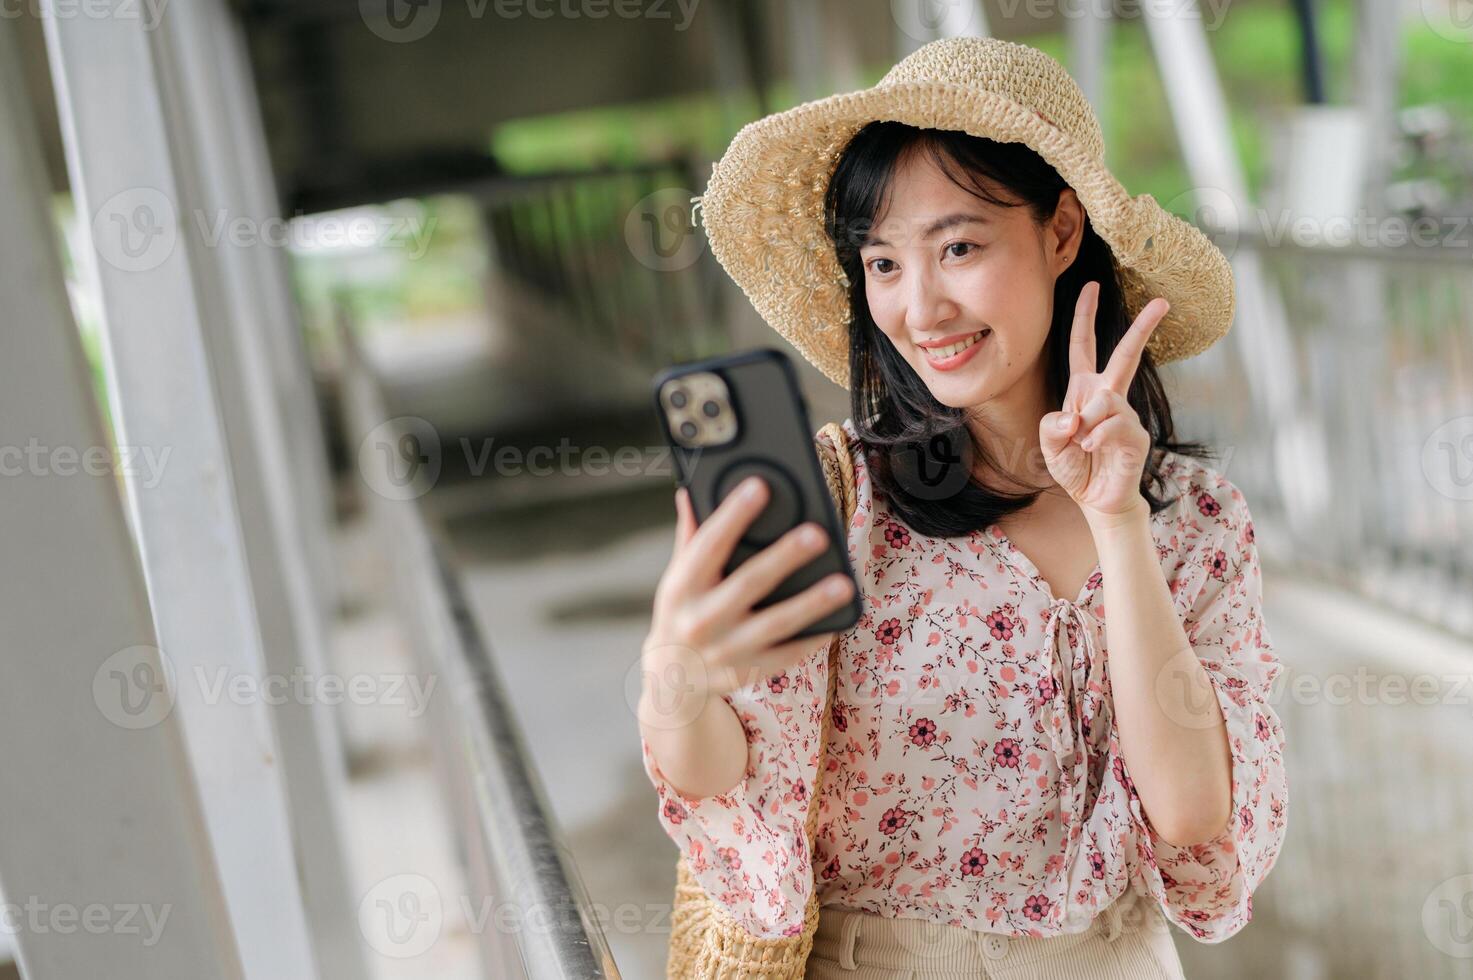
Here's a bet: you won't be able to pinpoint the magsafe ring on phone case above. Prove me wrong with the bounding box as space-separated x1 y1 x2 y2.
651 348 862 639
714 460 802 547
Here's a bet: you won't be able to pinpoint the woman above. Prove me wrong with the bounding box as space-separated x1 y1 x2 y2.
638 37 1286 979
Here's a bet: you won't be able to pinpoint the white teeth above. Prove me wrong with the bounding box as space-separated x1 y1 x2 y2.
924 330 987 359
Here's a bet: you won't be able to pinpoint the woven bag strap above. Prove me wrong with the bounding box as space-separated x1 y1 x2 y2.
802 421 857 853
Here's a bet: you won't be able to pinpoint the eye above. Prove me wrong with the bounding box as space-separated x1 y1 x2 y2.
946 241 977 258
865 257 896 276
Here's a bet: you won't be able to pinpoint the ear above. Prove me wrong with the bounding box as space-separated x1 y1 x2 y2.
1048 187 1086 278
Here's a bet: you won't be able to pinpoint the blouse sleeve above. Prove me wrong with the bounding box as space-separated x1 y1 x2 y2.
1120 476 1288 943
638 425 873 939
639 672 827 938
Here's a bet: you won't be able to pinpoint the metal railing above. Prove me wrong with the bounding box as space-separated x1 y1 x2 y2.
1157 225 1473 978
1168 225 1473 637
480 160 732 372
340 329 620 979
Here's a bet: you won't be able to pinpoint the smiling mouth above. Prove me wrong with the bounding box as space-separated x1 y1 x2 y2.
920 329 990 361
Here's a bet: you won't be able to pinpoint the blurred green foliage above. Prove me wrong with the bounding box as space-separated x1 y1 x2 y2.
492 0 1472 222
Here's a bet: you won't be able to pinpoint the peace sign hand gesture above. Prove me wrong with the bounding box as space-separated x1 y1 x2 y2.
1039 280 1170 528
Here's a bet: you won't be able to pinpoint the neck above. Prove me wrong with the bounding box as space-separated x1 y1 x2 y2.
964 366 1055 494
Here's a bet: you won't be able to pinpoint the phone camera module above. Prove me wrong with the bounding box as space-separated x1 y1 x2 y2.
659 372 736 448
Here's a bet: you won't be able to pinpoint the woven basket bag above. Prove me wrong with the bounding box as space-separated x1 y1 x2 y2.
664 420 858 980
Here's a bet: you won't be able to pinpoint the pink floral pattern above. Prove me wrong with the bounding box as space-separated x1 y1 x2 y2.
640 418 1287 943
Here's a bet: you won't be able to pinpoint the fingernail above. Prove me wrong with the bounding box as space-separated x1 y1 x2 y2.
1056 413 1073 430
825 577 851 597
742 476 765 498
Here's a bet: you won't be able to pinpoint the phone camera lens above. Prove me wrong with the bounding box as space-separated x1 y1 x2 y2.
702 400 720 418
669 389 688 408
679 421 698 439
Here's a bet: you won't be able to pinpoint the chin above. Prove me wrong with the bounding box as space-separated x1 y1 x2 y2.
920 369 995 410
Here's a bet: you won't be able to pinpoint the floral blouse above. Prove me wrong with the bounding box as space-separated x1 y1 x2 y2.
641 418 1287 943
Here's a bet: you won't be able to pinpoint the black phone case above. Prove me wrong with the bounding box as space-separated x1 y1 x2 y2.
651 348 863 641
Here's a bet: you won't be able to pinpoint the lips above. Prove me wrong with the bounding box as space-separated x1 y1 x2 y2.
920 329 990 371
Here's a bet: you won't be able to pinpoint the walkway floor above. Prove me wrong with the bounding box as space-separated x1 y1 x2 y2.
333 510 482 980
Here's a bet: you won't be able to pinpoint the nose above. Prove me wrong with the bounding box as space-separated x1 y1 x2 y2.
902 264 960 335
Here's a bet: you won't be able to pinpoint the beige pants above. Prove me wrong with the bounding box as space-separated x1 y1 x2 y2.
806 888 1186 979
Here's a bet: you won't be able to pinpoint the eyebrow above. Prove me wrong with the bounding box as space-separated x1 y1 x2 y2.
862 212 991 248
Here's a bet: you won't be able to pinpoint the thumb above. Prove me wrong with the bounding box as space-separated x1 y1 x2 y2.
1040 410 1079 458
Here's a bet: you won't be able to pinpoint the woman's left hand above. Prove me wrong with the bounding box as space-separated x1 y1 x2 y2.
1039 280 1170 527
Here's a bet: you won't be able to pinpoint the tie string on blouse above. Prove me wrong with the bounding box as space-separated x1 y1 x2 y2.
1040 595 1107 927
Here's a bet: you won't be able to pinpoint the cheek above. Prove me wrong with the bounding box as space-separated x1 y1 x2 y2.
864 285 903 331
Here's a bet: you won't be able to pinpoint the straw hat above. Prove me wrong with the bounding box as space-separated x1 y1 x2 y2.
691 36 1235 390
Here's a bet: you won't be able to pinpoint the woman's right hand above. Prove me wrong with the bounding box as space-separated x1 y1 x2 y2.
642 477 856 705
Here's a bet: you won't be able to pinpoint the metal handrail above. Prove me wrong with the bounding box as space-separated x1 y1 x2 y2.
1170 226 1473 636
340 331 619 979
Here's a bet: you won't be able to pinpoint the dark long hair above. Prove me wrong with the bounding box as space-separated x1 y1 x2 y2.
823 121 1214 538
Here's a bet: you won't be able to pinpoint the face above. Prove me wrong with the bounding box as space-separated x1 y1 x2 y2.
858 147 1084 422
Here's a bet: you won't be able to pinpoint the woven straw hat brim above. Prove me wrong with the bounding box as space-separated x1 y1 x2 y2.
697 79 1236 390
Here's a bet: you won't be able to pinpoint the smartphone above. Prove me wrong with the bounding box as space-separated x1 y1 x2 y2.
651 348 862 641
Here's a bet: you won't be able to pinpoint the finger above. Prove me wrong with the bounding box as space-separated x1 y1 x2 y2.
691 521 829 622
1068 280 1100 377
1040 409 1081 457
673 487 697 555
1077 415 1150 478
1102 297 1169 394
1072 387 1124 440
719 573 855 656
1077 412 1138 453
678 476 771 586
